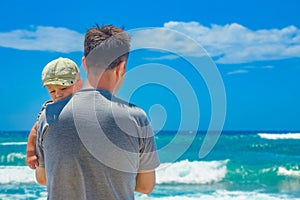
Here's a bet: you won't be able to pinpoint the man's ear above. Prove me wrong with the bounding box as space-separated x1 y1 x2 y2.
116 61 126 77
75 79 83 90
82 56 88 73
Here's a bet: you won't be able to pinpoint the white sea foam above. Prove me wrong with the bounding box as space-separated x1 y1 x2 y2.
0 166 36 184
0 152 26 164
258 133 300 140
156 159 228 184
278 167 300 177
136 190 294 200
0 160 228 185
0 142 27 146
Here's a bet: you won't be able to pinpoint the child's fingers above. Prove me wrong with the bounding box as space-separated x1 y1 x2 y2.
26 155 38 169
29 164 36 169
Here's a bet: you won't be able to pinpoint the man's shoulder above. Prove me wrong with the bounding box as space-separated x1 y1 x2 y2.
76 89 150 125
43 96 72 125
127 103 147 117
114 96 146 116
123 103 150 127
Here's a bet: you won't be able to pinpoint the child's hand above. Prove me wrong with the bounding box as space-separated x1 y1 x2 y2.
26 122 38 169
26 154 39 169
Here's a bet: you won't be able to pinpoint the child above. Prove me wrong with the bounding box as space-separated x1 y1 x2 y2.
26 57 82 169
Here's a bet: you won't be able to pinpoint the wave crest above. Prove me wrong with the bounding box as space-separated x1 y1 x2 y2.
258 133 300 140
156 160 228 184
277 167 300 177
0 152 26 165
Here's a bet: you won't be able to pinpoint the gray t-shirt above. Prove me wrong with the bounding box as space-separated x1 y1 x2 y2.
37 89 160 200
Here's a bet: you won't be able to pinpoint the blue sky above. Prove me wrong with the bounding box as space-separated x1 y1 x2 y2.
1 0 299 131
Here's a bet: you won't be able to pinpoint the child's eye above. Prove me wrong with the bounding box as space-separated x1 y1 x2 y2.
49 90 55 94
61 87 67 91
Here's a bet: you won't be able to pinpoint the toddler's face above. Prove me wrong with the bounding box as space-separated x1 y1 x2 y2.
46 84 77 102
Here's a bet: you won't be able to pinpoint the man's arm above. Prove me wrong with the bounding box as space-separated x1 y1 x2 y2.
134 170 156 194
36 167 47 185
26 122 39 169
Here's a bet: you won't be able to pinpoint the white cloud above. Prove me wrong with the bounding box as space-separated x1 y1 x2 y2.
144 54 180 61
0 26 84 52
163 21 300 64
131 21 300 64
227 69 249 75
262 65 274 69
129 27 208 58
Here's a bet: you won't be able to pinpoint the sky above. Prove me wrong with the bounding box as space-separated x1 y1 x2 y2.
0 0 299 131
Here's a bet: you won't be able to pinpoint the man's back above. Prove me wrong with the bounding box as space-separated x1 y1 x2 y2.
37 89 159 200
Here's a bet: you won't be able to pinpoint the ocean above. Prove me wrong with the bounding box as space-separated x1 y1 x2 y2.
0 130 300 200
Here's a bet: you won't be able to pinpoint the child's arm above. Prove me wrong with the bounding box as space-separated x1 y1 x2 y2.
26 122 39 169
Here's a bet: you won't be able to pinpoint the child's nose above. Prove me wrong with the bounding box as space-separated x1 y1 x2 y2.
55 91 63 97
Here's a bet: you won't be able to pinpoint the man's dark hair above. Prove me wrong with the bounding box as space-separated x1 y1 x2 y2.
84 25 130 70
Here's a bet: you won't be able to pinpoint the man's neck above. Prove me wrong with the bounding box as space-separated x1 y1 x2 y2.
84 74 115 94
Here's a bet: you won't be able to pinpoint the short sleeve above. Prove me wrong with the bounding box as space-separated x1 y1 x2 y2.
138 124 160 171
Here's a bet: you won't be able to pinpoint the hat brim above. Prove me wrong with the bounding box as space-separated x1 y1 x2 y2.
42 79 77 87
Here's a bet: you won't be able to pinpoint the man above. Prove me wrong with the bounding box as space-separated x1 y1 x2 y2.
36 25 160 200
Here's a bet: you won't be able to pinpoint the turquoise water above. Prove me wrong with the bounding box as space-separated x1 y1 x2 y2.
0 131 300 199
